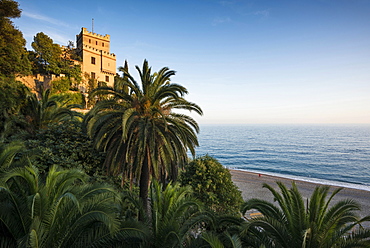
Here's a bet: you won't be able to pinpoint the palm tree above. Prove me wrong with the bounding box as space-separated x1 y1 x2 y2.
85 60 203 214
122 180 204 247
0 165 146 247
241 182 370 248
187 210 247 248
149 180 203 247
201 232 243 248
20 87 82 133
115 59 129 94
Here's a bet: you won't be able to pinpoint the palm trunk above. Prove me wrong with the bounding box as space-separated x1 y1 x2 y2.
139 157 150 220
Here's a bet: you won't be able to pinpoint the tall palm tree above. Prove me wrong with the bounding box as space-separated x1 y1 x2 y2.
241 182 370 248
85 60 202 214
0 165 146 247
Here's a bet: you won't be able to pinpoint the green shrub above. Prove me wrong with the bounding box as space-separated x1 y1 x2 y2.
50 78 85 106
50 77 70 94
179 155 243 216
59 92 85 105
24 120 121 186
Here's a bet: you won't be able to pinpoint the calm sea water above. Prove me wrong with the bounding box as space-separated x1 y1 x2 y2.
195 124 370 191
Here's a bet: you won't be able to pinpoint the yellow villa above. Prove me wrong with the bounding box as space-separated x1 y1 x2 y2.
76 27 116 89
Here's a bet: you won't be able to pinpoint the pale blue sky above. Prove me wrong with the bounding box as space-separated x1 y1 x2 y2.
13 0 370 124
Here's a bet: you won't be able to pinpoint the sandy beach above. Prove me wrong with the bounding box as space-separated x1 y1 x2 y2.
230 169 370 218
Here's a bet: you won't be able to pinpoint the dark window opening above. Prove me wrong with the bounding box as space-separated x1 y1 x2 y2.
91 72 96 79
91 57 96 64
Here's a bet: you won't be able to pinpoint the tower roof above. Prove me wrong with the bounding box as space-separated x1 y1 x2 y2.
77 27 110 41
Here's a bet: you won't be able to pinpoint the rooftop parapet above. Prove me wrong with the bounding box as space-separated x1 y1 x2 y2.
80 27 110 41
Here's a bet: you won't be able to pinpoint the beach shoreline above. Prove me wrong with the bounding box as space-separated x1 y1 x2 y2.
229 169 370 218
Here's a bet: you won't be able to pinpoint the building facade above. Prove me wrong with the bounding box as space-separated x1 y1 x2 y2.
76 27 116 89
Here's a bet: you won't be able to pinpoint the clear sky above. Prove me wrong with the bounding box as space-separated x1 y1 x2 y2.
13 0 370 124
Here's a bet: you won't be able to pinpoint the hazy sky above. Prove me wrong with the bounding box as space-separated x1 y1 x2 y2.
13 0 370 124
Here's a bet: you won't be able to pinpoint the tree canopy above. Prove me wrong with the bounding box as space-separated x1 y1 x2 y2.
0 0 21 19
31 32 62 75
0 0 31 78
30 32 81 86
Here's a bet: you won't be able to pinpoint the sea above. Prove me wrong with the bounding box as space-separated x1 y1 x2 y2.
194 124 370 191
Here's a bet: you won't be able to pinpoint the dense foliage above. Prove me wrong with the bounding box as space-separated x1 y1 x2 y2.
0 165 147 247
180 155 243 216
0 78 29 138
23 120 111 182
0 0 31 78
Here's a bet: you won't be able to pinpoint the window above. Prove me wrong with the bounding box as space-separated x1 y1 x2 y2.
102 42 104 47
89 39 91 43
105 76 109 82
91 57 96 64
91 72 95 79
96 41 98 45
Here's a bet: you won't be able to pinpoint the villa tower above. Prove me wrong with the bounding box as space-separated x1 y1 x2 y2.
76 27 116 88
